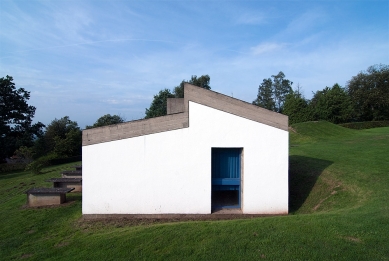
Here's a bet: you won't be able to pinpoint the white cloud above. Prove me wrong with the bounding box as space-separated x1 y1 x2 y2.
1 0 387 128
251 42 285 55
282 8 328 37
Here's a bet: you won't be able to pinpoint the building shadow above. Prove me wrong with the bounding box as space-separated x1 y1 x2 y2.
289 155 333 213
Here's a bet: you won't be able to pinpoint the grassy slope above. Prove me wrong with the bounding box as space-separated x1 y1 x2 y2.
0 122 388 260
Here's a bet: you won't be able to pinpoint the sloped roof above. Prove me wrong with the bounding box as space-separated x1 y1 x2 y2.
82 83 288 146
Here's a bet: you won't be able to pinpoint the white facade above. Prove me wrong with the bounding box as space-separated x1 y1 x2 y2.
82 101 288 215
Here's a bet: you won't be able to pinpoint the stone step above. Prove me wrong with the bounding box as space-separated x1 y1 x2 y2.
62 170 82 178
25 187 74 207
46 178 82 192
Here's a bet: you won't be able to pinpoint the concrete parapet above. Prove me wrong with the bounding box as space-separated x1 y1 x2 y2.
184 83 288 131
83 112 189 146
167 98 185 114
82 84 288 146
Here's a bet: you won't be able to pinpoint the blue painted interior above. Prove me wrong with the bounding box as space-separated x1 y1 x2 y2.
212 148 241 209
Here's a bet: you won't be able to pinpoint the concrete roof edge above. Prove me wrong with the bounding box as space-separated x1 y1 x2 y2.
183 83 288 131
82 83 289 146
82 112 189 146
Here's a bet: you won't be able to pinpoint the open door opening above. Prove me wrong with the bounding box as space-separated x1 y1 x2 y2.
211 148 242 211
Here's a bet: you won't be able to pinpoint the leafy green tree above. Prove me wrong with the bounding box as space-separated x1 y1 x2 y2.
34 116 81 158
14 146 34 164
145 75 211 118
173 75 211 98
86 114 125 129
272 71 293 113
253 71 292 113
252 78 275 110
145 89 175 119
310 84 353 124
53 128 82 157
0 75 44 160
346 64 389 121
283 89 313 124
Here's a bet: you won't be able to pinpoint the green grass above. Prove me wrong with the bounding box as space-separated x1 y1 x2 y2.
1 122 389 260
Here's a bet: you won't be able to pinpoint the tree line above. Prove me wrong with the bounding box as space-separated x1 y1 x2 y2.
254 64 388 124
146 64 388 125
0 75 125 169
1 64 387 168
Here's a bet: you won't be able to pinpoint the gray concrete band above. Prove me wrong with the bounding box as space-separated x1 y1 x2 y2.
82 84 288 146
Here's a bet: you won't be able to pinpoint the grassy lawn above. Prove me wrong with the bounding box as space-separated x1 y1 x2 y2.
1 122 388 260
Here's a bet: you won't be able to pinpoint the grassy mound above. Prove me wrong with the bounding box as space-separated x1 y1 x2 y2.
290 120 356 144
0 124 388 260
340 120 389 130
289 121 374 213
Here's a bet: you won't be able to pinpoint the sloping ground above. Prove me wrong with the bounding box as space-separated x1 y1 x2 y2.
289 120 357 144
0 123 388 260
289 121 358 214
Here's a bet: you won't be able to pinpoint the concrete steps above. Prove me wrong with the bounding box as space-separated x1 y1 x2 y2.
26 165 82 206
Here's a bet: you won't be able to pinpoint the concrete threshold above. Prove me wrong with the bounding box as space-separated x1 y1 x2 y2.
211 208 243 214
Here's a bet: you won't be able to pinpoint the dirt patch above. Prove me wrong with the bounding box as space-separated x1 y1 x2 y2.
289 127 297 133
20 254 33 259
55 241 70 248
77 213 285 229
313 183 342 211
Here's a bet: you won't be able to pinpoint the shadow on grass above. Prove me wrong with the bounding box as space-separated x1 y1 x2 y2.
0 170 29 180
0 165 74 181
289 155 333 213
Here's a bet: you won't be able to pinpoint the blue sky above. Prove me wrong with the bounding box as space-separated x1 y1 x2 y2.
1 0 388 128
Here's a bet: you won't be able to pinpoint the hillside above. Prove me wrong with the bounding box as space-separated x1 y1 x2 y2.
0 122 388 260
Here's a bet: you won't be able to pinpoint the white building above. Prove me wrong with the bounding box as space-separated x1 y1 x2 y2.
82 84 289 216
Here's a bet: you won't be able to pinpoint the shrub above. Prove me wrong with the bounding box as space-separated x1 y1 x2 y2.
25 153 58 175
339 121 389 130
0 163 26 173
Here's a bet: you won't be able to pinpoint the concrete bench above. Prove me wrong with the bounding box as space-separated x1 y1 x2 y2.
25 188 75 207
46 178 82 192
62 170 82 178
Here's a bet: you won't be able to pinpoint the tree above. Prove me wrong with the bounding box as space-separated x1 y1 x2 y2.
346 64 389 121
283 89 313 124
253 71 292 113
34 116 81 158
173 75 211 98
86 114 125 129
310 83 353 124
53 128 82 157
145 75 211 118
252 78 275 110
0 75 44 160
272 71 293 113
145 89 175 119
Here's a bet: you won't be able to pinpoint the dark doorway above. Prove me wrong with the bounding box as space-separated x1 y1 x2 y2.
211 148 242 210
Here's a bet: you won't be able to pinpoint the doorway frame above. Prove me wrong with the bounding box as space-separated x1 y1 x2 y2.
211 147 243 211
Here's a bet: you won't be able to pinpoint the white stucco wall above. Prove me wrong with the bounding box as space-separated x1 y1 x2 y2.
82 101 288 215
